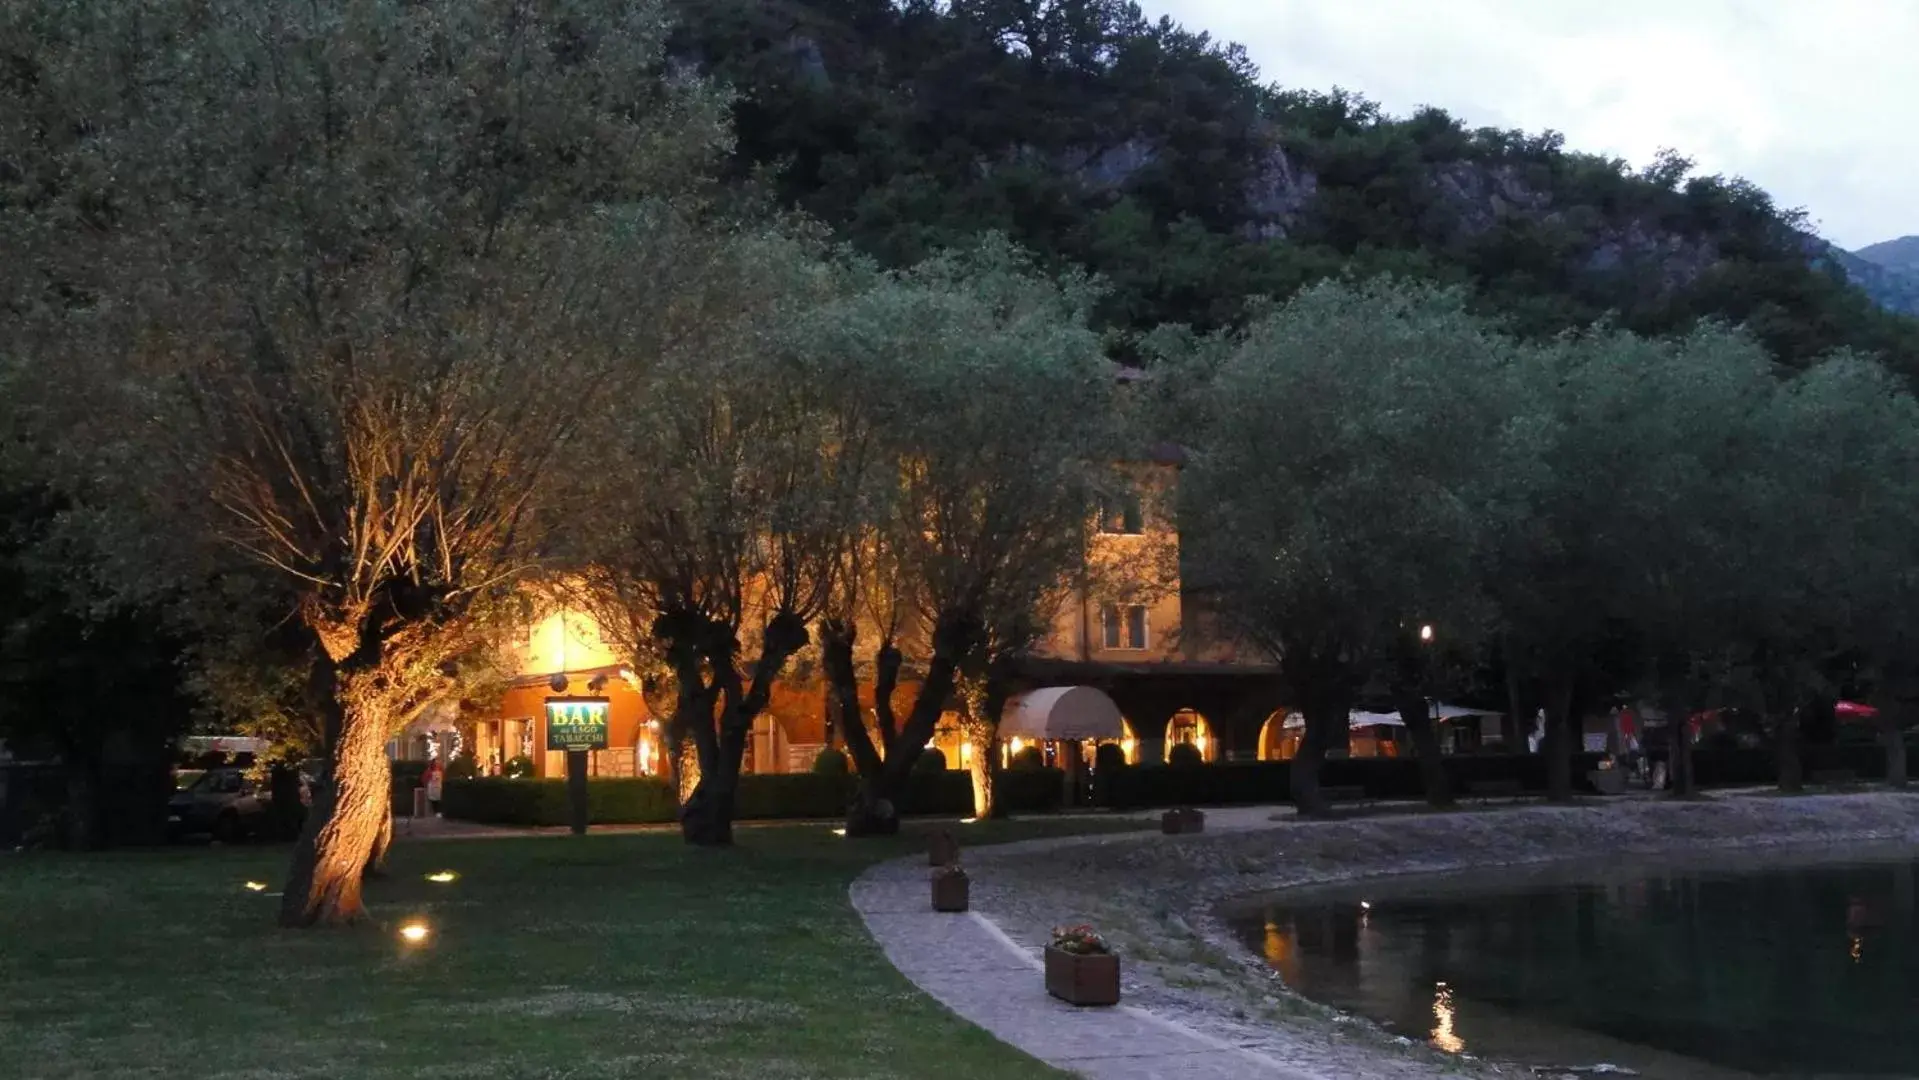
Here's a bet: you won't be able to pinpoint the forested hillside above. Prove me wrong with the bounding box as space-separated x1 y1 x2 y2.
672 0 1919 373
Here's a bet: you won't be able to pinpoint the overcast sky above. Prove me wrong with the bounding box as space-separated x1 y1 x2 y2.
1150 0 1915 250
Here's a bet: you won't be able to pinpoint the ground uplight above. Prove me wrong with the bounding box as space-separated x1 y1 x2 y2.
425 871 459 884
399 922 431 944
830 827 847 837
243 881 268 892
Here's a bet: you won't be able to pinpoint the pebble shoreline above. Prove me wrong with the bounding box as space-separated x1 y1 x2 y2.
959 793 1919 1080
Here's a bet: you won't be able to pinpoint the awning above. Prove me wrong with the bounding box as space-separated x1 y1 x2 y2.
1281 711 1406 730
180 735 270 755
1000 686 1126 741
1432 702 1501 719
400 699 462 737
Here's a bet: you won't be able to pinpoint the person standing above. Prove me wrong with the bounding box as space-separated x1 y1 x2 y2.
423 757 445 817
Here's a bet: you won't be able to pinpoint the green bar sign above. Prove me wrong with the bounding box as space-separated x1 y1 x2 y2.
545 697 610 751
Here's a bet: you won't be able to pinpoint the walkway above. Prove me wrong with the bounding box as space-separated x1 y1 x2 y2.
850 850 1318 1080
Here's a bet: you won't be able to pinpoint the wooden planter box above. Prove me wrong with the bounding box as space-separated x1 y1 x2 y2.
1045 945 1120 1006
1160 807 1205 835
928 830 960 867
1587 768 1626 796
931 871 969 913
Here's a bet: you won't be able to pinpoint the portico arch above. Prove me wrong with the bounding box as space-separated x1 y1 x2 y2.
1165 708 1215 762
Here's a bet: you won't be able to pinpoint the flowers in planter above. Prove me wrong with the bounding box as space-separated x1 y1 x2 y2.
1050 924 1110 955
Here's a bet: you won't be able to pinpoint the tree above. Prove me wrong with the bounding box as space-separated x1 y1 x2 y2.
801 239 1125 834
0 0 728 923
0 488 195 849
566 219 859 847
1765 356 1919 788
1175 279 1518 815
1596 326 1785 798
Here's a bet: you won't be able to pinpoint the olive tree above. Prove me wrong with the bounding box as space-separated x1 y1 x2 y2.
0 0 727 923
1175 280 1522 815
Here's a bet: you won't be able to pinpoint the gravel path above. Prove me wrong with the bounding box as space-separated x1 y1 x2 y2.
859 792 1919 1080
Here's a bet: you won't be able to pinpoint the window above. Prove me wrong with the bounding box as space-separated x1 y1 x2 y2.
1097 490 1144 534
1101 604 1148 650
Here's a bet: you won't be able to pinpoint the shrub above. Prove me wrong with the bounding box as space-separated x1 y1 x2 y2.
444 754 479 781
1093 743 1128 772
811 747 850 776
1010 746 1045 771
1167 742 1204 768
914 748 947 773
503 755 535 779
440 766 1072 826
734 774 850 819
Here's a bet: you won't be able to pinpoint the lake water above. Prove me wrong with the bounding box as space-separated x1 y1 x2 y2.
1230 848 1919 1079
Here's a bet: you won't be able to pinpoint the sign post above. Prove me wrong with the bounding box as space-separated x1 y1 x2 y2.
544 697 610 836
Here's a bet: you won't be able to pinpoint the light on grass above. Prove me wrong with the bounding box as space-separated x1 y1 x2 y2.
243 881 268 892
399 922 431 944
425 871 459 884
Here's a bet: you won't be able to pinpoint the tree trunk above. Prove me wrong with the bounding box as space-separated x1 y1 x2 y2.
1543 673 1575 803
1394 692 1452 809
1501 634 1526 750
1883 709 1908 789
1282 643 1349 818
279 698 393 927
967 739 999 820
1776 708 1804 794
363 798 394 879
1289 718 1326 816
673 736 701 805
1665 697 1696 798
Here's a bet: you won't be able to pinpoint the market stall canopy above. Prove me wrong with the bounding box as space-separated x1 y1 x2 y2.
1000 686 1125 741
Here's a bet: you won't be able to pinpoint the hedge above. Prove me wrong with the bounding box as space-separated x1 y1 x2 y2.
442 767 1066 827
1668 741 1919 787
1093 753 1613 810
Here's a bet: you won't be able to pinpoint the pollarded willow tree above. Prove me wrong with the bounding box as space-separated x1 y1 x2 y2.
0 0 728 923
1174 279 1525 816
565 219 866 847
797 239 1132 835
1487 324 1791 800
1764 356 1919 788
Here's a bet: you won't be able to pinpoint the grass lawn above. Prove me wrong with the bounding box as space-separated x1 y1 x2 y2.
0 816 1142 1080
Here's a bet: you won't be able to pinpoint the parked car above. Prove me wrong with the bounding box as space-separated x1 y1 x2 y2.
167 766 271 843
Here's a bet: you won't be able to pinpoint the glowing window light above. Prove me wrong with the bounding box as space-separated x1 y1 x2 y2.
399 922 431 944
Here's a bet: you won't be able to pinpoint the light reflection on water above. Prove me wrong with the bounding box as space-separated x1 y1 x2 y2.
1430 981 1464 1054
1232 851 1919 1078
